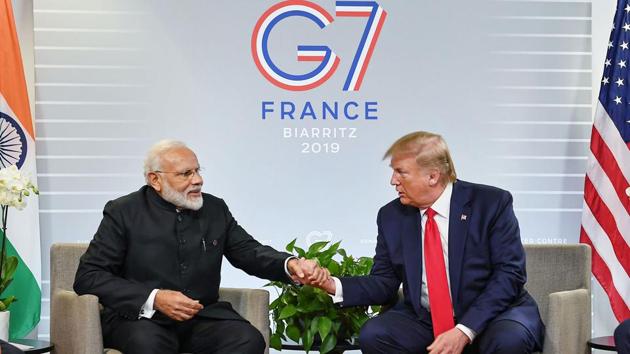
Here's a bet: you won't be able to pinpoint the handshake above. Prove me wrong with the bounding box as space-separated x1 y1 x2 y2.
155 257 337 322
287 257 336 294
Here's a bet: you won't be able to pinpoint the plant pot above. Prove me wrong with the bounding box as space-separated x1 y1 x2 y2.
0 310 9 341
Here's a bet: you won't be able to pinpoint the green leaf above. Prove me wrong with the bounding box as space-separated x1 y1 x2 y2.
269 296 282 309
286 238 297 253
318 316 332 341
307 241 329 255
302 300 326 312
326 307 340 320
327 260 340 275
286 324 301 343
319 333 337 354
278 304 297 320
0 256 18 295
270 334 282 350
303 327 315 352
3 256 18 279
299 284 315 297
351 315 367 332
310 316 320 334
283 293 298 305
294 246 306 258
275 320 286 336
370 305 381 314
319 241 340 261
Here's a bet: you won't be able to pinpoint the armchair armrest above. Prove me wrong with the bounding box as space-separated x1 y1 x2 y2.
542 289 590 354
218 288 270 353
51 290 104 354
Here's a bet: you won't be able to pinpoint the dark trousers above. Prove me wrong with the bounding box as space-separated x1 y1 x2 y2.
102 315 265 354
0 340 24 354
616 319 630 354
358 306 538 354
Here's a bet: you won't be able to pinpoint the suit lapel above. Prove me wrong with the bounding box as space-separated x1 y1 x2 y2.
401 206 423 315
448 180 471 315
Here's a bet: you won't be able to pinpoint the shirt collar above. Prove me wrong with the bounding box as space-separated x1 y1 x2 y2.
420 182 453 219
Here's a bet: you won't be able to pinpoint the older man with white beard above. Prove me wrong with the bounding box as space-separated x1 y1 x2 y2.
74 140 328 354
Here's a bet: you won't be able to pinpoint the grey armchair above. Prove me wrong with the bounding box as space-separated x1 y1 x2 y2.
50 243 271 354
524 244 591 354
386 244 591 354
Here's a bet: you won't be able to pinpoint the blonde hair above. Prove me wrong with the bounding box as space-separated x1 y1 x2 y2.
384 131 457 184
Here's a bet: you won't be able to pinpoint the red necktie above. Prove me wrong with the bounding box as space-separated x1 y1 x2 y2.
424 208 455 337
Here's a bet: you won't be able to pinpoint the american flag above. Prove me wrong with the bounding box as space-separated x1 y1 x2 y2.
580 0 630 322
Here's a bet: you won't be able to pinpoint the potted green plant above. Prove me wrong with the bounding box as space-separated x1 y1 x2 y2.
0 165 38 339
267 239 380 353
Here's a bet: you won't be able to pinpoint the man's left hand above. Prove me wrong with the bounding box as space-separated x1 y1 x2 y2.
427 327 469 354
287 257 330 286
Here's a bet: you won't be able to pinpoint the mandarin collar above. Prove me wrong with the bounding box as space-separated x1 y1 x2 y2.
144 185 201 217
145 185 179 212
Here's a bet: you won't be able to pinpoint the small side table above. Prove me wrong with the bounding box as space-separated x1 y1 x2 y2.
587 336 616 351
9 339 54 354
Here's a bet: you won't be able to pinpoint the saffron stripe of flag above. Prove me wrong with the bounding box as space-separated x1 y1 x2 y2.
0 0 42 338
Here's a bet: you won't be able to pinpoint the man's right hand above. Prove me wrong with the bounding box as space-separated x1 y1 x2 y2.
312 277 336 295
154 289 203 321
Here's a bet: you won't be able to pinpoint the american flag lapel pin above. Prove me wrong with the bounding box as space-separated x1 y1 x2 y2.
461 214 467 221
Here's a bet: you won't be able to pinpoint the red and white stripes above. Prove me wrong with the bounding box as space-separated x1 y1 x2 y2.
581 101 630 322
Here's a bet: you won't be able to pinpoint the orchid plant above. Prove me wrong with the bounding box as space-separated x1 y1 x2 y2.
0 165 38 311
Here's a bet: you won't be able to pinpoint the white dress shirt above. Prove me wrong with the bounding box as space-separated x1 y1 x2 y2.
330 183 476 342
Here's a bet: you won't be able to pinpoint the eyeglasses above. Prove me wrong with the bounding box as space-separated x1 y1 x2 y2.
154 167 203 180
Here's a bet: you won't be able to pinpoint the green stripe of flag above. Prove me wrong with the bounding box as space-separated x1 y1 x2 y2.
4 238 40 339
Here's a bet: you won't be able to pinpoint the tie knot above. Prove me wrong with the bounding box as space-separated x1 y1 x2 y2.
425 208 437 219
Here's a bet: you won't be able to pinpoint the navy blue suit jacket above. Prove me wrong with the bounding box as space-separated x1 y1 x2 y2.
340 180 544 348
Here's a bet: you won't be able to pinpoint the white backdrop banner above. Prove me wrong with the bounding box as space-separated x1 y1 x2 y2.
30 0 617 342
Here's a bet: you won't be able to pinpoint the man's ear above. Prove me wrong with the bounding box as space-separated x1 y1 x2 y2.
148 172 162 192
428 169 441 187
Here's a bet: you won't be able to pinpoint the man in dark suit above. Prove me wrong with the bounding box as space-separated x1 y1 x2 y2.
313 131 544 354
616 319 630 354
74 140 328 354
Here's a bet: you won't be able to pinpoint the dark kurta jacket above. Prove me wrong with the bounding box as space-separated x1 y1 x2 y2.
74 185 291 323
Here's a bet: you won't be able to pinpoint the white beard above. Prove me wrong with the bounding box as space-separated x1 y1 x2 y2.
161 181 203 210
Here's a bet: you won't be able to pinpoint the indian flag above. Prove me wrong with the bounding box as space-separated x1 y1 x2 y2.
0 0 42 339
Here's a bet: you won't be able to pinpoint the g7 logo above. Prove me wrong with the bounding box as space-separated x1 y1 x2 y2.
251 0 387 91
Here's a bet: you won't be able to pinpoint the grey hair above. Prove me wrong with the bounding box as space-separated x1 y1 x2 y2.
143 139 188 184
